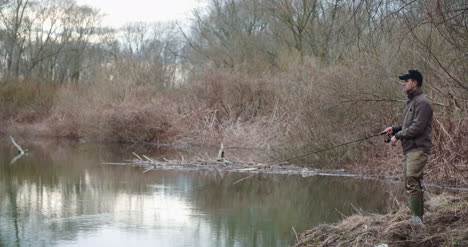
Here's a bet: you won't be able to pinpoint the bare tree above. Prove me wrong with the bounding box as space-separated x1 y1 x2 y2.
183 0 273 70
265 0 318 60
0 0 31 78
113 22 182 87
54 4 101 82
23 0 75 78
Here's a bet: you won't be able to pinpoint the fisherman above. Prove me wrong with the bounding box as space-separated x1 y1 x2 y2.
383 69 433 222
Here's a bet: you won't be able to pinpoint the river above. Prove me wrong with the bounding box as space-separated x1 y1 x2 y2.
1 136 397 247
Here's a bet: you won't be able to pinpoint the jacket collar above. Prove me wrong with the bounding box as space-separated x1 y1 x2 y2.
407 87 423 100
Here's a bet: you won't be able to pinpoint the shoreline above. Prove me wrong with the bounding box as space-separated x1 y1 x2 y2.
294 193 468 247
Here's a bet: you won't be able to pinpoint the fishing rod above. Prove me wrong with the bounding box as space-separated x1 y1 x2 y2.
270 131 388 165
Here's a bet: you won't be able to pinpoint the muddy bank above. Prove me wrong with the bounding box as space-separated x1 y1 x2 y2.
294 193 468 247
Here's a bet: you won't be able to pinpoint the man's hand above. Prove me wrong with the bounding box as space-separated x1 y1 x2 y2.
383 127 393 136
390 136 398 146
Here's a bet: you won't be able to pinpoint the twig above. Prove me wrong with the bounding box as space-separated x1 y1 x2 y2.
100 162 133 166
292 226 299 242
142 167 154 174
142 155 153 162
132 152 143 160
10 154 25 165
217 143 224 161
435 119 456 146
10 136 25 154
10 136 26 165
335 208 347 219
238 168 258 171
232 174 257 185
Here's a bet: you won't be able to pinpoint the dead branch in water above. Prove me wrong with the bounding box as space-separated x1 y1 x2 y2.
292 226 299 242
132 152 143 160
10 136 25 154
232 174 257 185
142 155 153 162
10 136 26 165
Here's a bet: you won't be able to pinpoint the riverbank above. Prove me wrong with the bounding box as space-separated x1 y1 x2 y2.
2 65 467 188
294 193 468 247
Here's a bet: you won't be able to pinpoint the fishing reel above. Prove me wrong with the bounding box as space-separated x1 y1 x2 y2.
384 135 392 143
381 131 393 143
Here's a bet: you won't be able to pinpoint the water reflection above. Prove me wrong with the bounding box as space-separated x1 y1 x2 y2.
1 137 397 247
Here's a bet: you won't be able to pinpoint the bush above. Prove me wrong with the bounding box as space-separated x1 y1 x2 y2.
0 78 56 123
46 80 172 142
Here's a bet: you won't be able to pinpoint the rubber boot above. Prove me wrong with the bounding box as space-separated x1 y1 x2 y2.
410 194 424 220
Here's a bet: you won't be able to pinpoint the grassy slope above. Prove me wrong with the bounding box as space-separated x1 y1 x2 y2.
294 193 468 247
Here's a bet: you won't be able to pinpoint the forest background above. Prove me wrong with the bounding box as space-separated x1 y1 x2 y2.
0 0 466 186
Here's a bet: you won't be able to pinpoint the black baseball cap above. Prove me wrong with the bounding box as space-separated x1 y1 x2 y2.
399 70 423 85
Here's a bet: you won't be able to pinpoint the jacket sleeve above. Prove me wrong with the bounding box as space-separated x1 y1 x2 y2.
392 125 402 134
396 100 432 139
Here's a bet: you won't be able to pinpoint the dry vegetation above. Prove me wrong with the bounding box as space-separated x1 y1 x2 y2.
0 0 467 187
294 193 468 247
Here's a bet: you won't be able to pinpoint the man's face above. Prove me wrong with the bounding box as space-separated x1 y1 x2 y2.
402 79 417 92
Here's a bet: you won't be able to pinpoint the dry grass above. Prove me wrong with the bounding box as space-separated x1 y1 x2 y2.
295 193 468 247
428 114 468 186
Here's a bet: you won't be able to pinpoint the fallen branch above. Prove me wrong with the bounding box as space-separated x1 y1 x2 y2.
10 136 26 165
292 226 299 242
142 155 153 162
132 152 143 160
142 167 154 174
10 136 25 154
232 174 257 185
100 162 133 166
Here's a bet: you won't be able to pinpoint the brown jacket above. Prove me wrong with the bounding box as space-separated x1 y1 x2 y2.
393 87 433 154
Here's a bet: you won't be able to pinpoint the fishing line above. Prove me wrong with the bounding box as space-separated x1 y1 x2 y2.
269 132 386 165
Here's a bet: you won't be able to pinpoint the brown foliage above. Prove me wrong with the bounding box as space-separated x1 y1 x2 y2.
0 79 56 123
172 67 287 148
428 112 468 186
295 193 468 247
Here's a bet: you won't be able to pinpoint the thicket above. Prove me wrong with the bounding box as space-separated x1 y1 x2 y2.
0 0 466 185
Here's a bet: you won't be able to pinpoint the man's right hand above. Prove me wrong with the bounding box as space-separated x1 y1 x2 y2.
383 127 393 136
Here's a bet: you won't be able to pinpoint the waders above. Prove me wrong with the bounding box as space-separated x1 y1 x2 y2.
410 194 424 220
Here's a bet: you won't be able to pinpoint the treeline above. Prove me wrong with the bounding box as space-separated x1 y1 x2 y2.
188 0 466 96
0 0 466 184
1 0 465 90
0 0 180 86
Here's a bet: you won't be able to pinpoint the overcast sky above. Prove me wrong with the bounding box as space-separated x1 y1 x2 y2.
77 0 207 27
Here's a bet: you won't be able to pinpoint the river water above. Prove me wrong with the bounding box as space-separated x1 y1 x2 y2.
1 136 398 247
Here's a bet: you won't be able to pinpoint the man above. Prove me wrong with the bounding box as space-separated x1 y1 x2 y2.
384 69 433 221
